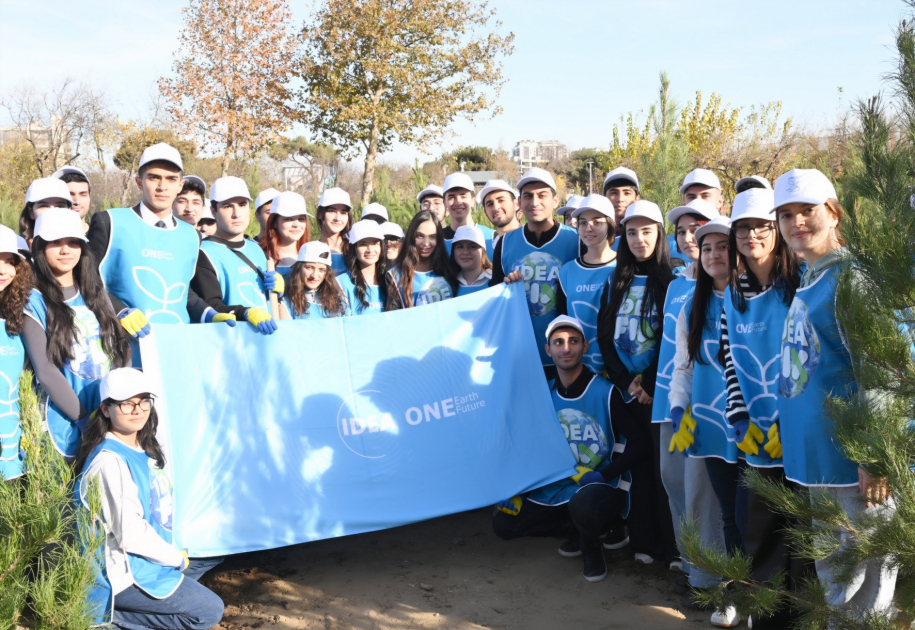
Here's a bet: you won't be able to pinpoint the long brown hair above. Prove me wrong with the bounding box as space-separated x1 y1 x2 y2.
73 402 165 473
448 242 493 277
259 213 311 263
19 204 35 243
286 261 347 317
394 211 458 308
0 255 33 336
316 205 353 256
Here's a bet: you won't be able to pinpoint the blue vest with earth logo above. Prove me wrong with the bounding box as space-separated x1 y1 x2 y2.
528 376 630 516
390 267 454 306
338 272 385 316
98 208 199 324
652 274 696 423
559 259 616 375
501 224 579 365
78 437 183 624
613 275 661 376
683 293 738 463
724 284 790 468
199 239 269 310
777 266 858 486
0 320 24 480
26 289 112 459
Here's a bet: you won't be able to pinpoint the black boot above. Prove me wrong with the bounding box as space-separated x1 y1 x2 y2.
581 535 607 583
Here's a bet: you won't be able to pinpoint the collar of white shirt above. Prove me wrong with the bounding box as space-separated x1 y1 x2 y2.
139 202 178 230
458 269 492 287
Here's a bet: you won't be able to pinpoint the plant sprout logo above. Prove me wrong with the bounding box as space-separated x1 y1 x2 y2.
415 276 454 305
614 285 659 356
67 306 112 381
0 366 20 463
730 340 780 451
687 338 733 453
778 299 821 398
237 281 268 309
511 251 561 317
132 266 188 323
148 464 174 532
570 301 604 372
557 408 609 468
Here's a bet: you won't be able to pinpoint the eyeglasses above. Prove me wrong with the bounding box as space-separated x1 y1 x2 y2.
577 218 610 230
734 224 774 239
113 398 153 414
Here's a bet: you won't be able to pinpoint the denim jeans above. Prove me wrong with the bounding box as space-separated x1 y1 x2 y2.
113 557 225 630
683 455 725 588
704 457 748 555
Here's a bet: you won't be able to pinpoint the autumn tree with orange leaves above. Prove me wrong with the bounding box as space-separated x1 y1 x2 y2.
296 0 515 204
159 0 297 176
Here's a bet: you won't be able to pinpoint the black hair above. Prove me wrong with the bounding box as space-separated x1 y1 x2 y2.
362 214 387 225
344 239 402 313
179 179 205 198
727 219 801 313
603 178 639 194
735 180 767 194
138 160 182 179
60 172 90 191
73 401 164 473
394 211 458 307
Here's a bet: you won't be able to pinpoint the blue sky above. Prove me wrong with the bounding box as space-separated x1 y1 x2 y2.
0 0 907 165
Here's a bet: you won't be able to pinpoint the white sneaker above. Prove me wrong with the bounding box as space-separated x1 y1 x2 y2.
669 560 683 572
747 616 753 629
633 553 654 565
710 605 741 628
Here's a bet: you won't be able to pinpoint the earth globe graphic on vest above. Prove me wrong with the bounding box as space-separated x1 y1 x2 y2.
68 307 112 381
511 251 561 317
149 465 175 532
415 277 453 305
614 285 658 356
558 408 609 469
778 298 821 398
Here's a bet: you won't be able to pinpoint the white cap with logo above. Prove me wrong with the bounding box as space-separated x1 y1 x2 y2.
602 167 640 193
297 241 334 265
443 172 476 196
347 219 385 244
417 184 445 203
544 315 585 341
571 194 615 219
476 180 517 205
25 178 73 205
318 187 352 210
210 176 252 203
517 167 557 193
679 168 721 194
381 222 405 239
694 215 732 243
138 143 183 171
101 368 156 401
255 188 280 210
666 199 720 226
773 169 837 209
34 208 89 243
362 203 389 221
731 188 776 223
452 225 486 249
0 225 25 259
620 200 663 225
51 166 88 180
270 191 311 217
735 175 771 194
557 195 584 217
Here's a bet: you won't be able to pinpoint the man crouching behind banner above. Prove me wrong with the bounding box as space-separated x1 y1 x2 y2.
492 315 649 583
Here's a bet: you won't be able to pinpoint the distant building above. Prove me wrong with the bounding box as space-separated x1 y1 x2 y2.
511 140 569 169
0 122 55 150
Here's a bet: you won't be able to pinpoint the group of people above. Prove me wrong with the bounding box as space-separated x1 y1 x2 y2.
0 140 895 629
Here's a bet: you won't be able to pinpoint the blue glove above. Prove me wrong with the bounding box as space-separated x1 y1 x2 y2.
578 471 604 486
204 309 237 327
670 406 685 432
245 308 278 335
118 308 151 338
496 496 522 515
263 270 284 295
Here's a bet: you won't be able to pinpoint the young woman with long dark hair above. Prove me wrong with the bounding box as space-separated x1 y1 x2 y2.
279 241 349 319
315 187 353 273
337 220 401 316
23 209 130 460
390 210 458 307
259 191 311 278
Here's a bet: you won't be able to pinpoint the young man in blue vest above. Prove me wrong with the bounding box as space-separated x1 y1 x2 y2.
191 177 283 334
489 168 579 374
492 315 646 583
442 172 495 258
87 143 235 341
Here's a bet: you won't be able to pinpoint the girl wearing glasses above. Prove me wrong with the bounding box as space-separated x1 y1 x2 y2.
389 210 458 308
73 368 224 629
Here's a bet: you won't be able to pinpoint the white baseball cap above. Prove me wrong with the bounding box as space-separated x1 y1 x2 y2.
516 167 557 193
381 222 405 239
297 241 333 265
417 184 444 203
571 194 615 219
51 166 88 180
138 143 183 171
198 204 215 221
318 187 352 210
557 195 584 217
773 169 838 209
15 235 29 253
731 188 776 223
694 215 732 243
25 178 73 205
602 167 640 193
210 176 252 203
254 188 280 210
545 315 585 341
347 219 385 244
100 368 156 401
476 180 517 205
666 199 720 226
679 168 721 194
443 173 476 195
182 175 207 195
452 225 486 249
0 226 26 260
735 175 771 193
34 208 89 243
362 202 388 221
270 191 311 218
620 200 663 225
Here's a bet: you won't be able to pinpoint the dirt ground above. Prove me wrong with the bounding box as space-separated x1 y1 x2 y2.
202 508 712 630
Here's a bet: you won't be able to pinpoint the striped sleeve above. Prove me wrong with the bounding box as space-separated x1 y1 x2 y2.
721 307 750 425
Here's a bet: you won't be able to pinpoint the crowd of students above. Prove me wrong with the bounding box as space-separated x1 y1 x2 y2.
0 140 895 629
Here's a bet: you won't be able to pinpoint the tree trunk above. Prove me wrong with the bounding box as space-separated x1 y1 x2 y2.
361 120 380 205
220 151 231 178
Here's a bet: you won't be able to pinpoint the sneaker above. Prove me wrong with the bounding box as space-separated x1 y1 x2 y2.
669 559 683 572
710 605 741 628
672 575 690 595
633 553 654 565
747 615 753 629
558 533 582 558
602 525 630 550
680 591 714 611
582 539 607 583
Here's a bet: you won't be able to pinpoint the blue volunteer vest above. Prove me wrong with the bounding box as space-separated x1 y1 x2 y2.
338 272 385 316
199 239 269 310
501 225 580 365
652 274 696 423
456 281 489 297
98 208 199 324
683 294 738 463
330 252 347 274
26 290 112 459
777 266 858 486
528 376 631 517
724 284 790 468
613 275 661 376
390 267 454 306
0 322 24 480
445 224 495 260
559 259 616 375
78 437 183 624
284 292 346 319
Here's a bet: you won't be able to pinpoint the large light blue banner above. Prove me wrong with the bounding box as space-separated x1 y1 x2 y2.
143 284 575 557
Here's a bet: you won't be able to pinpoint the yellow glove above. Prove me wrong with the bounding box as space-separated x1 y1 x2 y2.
118 308 151 338
736 422 765 456
496 496 522 515
570 465 595 485
245 308 277 334
176 549 190 572
264 270 285 295
764 423 783 459
669 407 697 453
